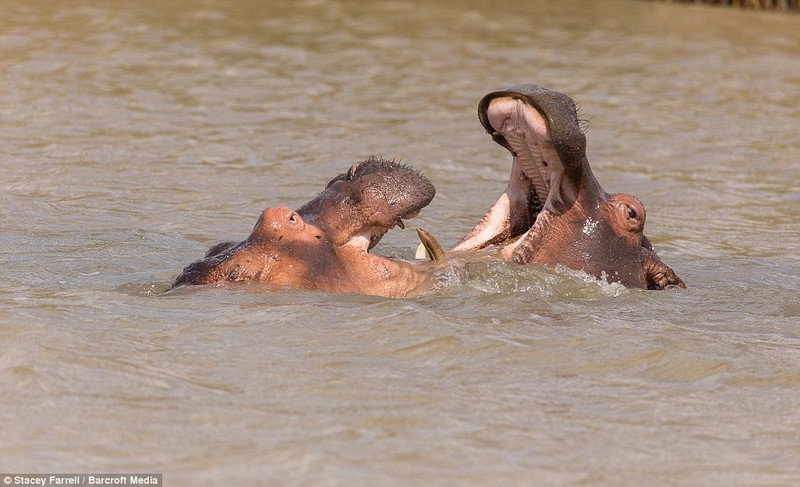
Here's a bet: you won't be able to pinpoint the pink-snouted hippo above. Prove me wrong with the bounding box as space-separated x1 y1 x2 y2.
451 84 685 289
172 157 439 297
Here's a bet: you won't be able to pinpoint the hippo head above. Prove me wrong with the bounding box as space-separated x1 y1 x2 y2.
452 84 684 289
297 156 435 250
173 157 437 296
172 206 331 287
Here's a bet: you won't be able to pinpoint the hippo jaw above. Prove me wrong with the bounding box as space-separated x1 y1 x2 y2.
453 86 592 253
480 84 591 213
297 156 435 251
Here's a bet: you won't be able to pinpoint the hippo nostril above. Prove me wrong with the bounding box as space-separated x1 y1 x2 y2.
289 214 297 223
227 265 242 280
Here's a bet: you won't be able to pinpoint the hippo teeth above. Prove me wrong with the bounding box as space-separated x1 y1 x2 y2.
415 228 445 262
397 219 405 229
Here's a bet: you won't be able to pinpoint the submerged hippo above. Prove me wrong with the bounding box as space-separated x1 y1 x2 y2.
173 157 438 297
446 84 685 289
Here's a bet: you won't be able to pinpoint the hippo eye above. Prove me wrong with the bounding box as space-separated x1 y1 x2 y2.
626 206 637 220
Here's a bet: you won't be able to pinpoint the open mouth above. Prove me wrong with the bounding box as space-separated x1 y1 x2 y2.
484 96 554 209
364 208 421 251
322 157 434 253
482 95 572 230
450 87 587 254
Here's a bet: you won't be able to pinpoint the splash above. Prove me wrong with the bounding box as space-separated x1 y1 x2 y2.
582 217 599 236
555 266 630 298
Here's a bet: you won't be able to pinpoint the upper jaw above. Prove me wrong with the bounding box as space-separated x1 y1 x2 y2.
351 211 420 252
308 158 434 252
479 95 560 219
478 84 586 170
478 84 590 216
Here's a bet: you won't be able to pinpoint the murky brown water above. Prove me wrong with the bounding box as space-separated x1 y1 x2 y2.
2 0 799 485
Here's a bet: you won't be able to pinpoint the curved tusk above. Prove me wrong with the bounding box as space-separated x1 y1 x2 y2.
415 228 446 262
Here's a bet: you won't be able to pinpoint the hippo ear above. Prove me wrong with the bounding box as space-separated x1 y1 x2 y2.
325 172 347 189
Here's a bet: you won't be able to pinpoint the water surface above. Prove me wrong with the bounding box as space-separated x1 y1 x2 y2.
1 0 799 485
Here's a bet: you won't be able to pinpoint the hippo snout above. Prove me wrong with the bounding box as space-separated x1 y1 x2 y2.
349 157 435 221
296 157 435 248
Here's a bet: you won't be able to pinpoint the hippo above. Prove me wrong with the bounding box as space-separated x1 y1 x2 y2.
172 157 439 298
441 84 685 289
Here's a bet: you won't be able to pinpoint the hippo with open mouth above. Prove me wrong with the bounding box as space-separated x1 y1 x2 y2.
441 83 685 289
172 157 438 297
174 85 684 296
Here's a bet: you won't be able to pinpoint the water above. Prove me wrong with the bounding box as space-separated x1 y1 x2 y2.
2 0 799 485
